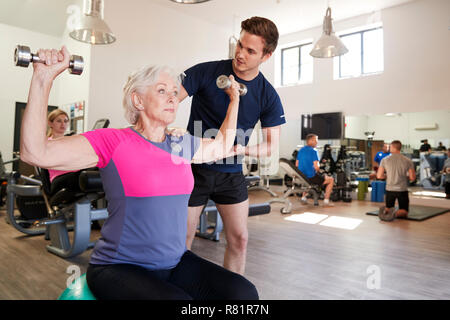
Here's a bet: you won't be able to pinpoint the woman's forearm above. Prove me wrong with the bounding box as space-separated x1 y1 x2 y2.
215 98 239 155
20 74 53 166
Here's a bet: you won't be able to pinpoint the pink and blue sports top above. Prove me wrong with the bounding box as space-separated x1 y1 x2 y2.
81 127 200 270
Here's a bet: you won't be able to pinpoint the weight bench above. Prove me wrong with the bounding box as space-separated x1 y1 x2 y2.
278 158 322 210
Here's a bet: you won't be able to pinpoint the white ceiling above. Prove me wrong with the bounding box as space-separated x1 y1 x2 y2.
0 0 416 37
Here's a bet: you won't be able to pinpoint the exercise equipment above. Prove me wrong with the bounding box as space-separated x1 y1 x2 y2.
319 144 336 175
356 176 369 200
2 152 49 235
14 45 84 75
419 152 446 190
378 206 396 222
36 167 108 258
367 205 449 221
371 180 386 202
278 158 322 211
216 75 247 96
58 274 96 300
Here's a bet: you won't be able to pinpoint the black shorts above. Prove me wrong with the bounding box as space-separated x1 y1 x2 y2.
188 165 248 207
385 191 409 211
308 174 325 186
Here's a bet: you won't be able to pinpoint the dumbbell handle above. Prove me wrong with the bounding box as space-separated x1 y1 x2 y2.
216 75 247 96
14 45 84 75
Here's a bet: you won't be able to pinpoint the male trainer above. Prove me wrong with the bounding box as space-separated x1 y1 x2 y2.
177 17 286 275
377 140 416 221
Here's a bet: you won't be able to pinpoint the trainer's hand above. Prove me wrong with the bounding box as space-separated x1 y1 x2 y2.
34 46 71 82
166 127 187 138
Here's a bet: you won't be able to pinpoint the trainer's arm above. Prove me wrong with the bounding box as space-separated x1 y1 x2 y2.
20 47 98 171
242 126 281 158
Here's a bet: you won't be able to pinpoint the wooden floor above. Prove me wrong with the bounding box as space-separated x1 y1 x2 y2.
1 186 449 300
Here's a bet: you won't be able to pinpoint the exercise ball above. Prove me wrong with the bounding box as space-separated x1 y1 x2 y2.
58 273 96 300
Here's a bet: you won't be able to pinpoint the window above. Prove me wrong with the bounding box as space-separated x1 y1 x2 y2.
280 42 313 86
334 26 384 79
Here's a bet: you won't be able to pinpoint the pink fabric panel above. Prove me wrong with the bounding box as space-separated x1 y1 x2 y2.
113 140 193 197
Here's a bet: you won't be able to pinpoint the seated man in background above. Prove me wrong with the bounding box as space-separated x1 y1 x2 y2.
419 139 432 153
296 134 334 206
374 143 390 171
377 140 416 220
436 142 446 151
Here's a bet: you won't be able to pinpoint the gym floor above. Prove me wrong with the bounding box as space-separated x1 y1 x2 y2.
0 186 449 300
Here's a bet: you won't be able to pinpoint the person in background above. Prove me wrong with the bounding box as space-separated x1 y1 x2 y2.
419 139 432 152
46 109 80 192
296 134 334 206
436 142 446 151
374 143 391 171
377 140 416 221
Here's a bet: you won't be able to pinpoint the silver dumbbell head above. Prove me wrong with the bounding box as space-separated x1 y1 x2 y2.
69 55 84 75
14 45 32 67
239 83 248 96
216 75 230 90
216 74 247 96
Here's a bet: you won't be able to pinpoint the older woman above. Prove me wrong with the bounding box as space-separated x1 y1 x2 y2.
20 46 258 300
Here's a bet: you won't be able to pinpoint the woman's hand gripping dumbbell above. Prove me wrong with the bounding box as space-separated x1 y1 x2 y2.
216 74 247 96
14 45 84 76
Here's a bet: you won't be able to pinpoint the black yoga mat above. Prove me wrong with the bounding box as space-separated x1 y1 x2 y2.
366 205 449 221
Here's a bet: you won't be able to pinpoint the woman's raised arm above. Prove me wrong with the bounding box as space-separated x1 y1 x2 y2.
20 46 98 171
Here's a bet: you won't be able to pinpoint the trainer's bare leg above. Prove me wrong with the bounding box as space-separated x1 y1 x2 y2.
186 205 205 250
215 199 249 275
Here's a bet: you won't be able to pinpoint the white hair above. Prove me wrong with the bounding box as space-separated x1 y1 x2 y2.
122 65 183 125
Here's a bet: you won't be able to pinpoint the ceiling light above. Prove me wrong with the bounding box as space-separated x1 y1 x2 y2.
170 0 212 3
69 0 116 45
310 7 348 58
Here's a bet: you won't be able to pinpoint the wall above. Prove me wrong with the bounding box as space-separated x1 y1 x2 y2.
260 0 450 158
86 0 230 130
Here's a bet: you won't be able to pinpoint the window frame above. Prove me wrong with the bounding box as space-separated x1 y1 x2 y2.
280 41 313 86
337 26 383 79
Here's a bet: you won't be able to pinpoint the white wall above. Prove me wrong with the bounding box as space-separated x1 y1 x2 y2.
260 0 450 158
86 0 230 130
366 110 450 149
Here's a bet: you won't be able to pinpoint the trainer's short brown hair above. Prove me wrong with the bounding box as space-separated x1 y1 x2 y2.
391 140 402 151
241 16 279 55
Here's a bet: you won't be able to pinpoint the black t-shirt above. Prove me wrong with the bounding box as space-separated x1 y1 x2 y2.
183 59 286 173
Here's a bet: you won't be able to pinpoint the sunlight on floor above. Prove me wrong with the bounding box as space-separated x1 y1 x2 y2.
318 216 363 230
284 212 328 224
412 190 446 198
284 212 363 230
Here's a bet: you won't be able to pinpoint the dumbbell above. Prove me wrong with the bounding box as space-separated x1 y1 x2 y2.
14 45 84 75
216 75 247 96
